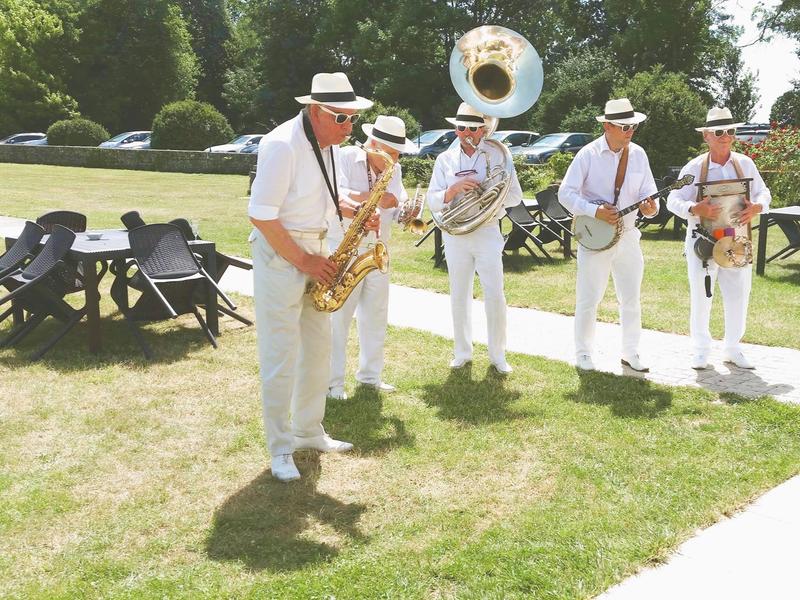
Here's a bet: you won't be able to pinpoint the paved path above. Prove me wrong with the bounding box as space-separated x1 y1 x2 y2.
219 267 800 600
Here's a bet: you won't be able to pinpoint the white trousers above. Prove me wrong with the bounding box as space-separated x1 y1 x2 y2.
575 228 643 359
251 230 330 457
329 263 390 389
443 224 507 364
685 240 752 354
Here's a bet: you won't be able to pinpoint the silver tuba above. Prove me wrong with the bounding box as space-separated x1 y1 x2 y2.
432 26 543 236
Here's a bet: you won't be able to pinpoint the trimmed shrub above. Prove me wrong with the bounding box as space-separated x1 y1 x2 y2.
736 125 800 208
546 152 575 181
151 100 234 150
47 118 110 146
400 156 434 187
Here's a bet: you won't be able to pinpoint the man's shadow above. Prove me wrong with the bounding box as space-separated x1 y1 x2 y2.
567 369 674 418
324 384 415 455
419 363 526 424
694 364 795 400
205 453 367 572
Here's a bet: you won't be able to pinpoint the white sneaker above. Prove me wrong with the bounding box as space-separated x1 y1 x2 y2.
449 358 472 369
576 354 595 371
294 434 353 453
724 350 755 370
691 353 709 370
621 354 649 373
271 454 300 482
491 361 513 374
327 386 348 400
358 381 396 393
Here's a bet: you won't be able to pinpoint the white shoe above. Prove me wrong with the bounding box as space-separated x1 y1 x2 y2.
691 353 709 370
491 361 513 374
449 358 472 369
294 434 353 453
724 350 755 370
327 386 348 400
358 381 396 393
576 354 595 371
621 354 649 373
271 454 300 482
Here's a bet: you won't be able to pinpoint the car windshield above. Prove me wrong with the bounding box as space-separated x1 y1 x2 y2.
229 135 253 145
531 134 569 148
416 130 447 145
107 132 133 143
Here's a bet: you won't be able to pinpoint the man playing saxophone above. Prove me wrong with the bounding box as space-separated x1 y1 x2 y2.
328 115 418 400
427 102 522 374
248 72 376 482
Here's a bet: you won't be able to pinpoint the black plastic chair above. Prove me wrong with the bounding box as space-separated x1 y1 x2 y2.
503 203 551 263
111 223 237 358
0 225 85 360
36 210 87 234
121 211 146 230
535 186 576 259
767 218 800 263
0 221 46 325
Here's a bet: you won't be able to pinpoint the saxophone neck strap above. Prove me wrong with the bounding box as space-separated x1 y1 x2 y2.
613 145 629 206
302 109 342 224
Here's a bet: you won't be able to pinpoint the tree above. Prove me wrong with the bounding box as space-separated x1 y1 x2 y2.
713 45 758 123
771 82 800 124
613 66 707 175
0 0 79 135
68 0 199 134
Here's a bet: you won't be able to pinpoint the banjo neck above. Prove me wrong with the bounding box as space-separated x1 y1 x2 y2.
612 174 696 218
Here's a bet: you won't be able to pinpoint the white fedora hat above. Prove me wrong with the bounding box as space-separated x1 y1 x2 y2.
362 115 417 153
596 98 647 125
295 72 373 110
695 107 745 132
445 102 487 127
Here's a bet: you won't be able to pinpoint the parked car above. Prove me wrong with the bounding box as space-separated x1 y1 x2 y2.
0 132 46 144
414 129 458 159
99 131 151 149
20 136 48 146
240 143 259 154
518 132 594 164
735 123 771 145
490 130 539 151
205 134 263 153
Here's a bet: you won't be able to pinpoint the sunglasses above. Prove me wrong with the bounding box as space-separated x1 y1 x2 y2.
712 128 736 137
455 169 478 177
612 122 638 132
319 105 360 124
457 125 483 132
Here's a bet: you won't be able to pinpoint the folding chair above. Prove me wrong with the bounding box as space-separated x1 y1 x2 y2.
535 186 576 259
111 223 237 358
503 203 551 263
0 225 85 360
36 210 87 233
767 219 800 263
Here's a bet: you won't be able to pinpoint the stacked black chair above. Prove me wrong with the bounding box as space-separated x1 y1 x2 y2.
111 223 237 358
767 218 800 263
0 221 46 325
535 186 576 259
503 202 551 263
0 225 85 360
36 210 87 234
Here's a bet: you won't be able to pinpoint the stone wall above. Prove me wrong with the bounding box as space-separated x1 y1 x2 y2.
0 144 256 175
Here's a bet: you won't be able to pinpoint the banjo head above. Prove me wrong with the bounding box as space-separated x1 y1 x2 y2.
574 215 617 250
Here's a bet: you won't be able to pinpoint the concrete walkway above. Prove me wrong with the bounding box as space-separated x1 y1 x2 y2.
219 267 800 600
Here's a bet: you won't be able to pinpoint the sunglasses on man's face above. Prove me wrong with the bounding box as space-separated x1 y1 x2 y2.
712 128 736 138
457 125 483 133
319 105 360 124
612 122 638 132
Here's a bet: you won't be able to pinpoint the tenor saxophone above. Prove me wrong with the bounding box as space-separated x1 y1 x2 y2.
308 145 394 312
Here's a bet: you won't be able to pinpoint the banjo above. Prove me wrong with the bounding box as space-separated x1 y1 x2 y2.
573 174 695 251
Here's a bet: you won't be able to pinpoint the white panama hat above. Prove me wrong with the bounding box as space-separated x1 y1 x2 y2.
695 107 745 132
295 72 373 110
445 102 487 127
595 98 647 125
362 115 417 154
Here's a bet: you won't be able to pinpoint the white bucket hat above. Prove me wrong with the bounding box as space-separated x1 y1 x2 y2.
695 107 745 132
595 98 647 125
295 72 373 110
445 102 487 127
362 115 417 153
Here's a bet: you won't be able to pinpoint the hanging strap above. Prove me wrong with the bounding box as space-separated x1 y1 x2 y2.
696 153 710 201
613 145 629 206
301 109 342 224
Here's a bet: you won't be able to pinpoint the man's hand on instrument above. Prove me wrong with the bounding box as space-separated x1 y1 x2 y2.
445 179 480 203
737 200 762 225
379 192 398 209
640 196 658 217
692 196 721 219
364 212 381 233
339 196 361 219
596 203 619 225
300 253 338 285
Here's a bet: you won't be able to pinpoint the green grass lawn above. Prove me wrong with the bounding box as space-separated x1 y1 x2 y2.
2 162 799 349
1 292 800 599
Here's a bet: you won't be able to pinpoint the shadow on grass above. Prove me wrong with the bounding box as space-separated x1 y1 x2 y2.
568 369 673 418
419 363 524 424
502 251 571 274
0 311 251 370
205 453 367 572
325 384 415 455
